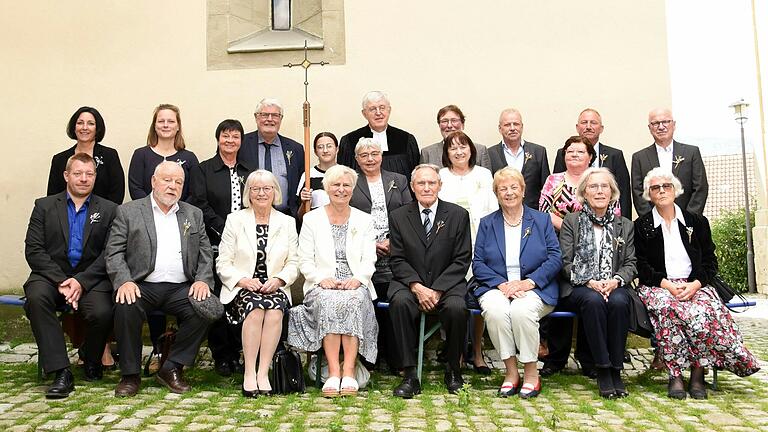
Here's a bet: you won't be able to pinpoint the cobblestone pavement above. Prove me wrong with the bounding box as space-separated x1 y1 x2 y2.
0 309 766 431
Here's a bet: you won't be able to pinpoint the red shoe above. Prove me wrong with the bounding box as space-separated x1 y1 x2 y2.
498 380 520 397
519 378 541 399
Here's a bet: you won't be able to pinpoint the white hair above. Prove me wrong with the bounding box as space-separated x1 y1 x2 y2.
642 167 684 201
354 137 381 155
255 98 283 115
361 91 389 109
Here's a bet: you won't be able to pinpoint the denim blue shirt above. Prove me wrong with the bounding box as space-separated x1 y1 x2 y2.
67 193 91 268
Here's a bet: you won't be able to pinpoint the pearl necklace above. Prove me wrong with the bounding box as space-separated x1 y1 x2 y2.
503 213 523 227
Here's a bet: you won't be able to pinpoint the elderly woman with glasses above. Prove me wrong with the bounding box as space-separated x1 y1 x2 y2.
288 165 378 397
558 167 636 398
349 137 411 372
634 168 759 400
216 170 299 397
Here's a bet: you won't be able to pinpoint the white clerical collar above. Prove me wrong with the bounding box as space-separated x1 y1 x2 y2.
150 194 180 215
652 203 686 228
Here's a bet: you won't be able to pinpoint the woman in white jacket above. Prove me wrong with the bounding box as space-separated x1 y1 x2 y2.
217 170 299 397
288 165 378 397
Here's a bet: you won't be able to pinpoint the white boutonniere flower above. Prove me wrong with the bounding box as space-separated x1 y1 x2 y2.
599 154 607 166
351 226 357 237
239 175 245 185
673 155 685 169
89 213 101 224
387 180 397 192
524 152 533 164
286 151 293 166
614 236 625 249
435 220 446 235
176 159 186 166
523 227 531 238
685 226 693 242
183 219 192 236
94 156 104 168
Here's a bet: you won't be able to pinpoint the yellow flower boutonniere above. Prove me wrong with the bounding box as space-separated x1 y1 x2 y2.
673 155 685 169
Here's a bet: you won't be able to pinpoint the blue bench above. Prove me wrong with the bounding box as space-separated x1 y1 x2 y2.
374 300 756 386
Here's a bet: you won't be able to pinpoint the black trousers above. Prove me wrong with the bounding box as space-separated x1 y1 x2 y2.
389 289 467 372
543 316 594 369
207 271 241 363
373 281 397 371
114 281 209 376
24 280 113 374
549 286 631 370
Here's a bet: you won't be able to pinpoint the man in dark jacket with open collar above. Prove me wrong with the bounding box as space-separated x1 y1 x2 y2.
107 161 214 397
24 153 117 399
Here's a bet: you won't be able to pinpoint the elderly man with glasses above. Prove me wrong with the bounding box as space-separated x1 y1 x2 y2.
338 91 420 181
630 108 709 216
240 98 305 217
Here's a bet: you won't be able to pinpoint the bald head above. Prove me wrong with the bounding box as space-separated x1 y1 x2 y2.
151 161 185 212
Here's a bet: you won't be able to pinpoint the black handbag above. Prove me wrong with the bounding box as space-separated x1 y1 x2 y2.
709 274 736 303
626 286 654 338
271 348 305 394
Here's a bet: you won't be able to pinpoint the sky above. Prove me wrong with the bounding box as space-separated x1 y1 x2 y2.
666 0 766 156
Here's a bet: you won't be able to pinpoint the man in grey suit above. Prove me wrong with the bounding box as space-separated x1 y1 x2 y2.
631 108 708 215
420 104 491 169
552 109 632 218
107 161 214 397
488 108 550 209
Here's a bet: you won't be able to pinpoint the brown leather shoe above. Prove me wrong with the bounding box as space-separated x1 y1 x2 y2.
156 367 191 394
115 374 141 397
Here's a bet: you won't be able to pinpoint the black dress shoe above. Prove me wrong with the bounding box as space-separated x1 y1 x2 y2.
611 369 628 398
230 360 244 374
46 368 74 399
241 385 258 398
444 370 465 394
472 363 492 375
688 381 708 400
540 364 563 377
596 368 616 399
83 361 103 381
393 377 421 398
214 359 233 377
667 377 687 400
582 367 598 379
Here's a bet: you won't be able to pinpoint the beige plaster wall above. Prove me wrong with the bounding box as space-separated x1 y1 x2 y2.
0 1 671 290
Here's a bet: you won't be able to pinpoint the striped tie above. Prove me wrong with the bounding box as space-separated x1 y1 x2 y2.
422 208 432 240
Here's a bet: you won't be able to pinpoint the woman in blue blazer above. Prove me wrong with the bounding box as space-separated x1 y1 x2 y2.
472 167 561 398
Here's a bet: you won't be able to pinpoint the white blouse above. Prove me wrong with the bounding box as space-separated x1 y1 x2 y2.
653 204 693 279
504 222 523 281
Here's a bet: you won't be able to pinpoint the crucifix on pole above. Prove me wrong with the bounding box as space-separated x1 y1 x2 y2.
283 41 329 212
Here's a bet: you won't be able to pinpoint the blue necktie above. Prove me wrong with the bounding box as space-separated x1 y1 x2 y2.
422 208 432 240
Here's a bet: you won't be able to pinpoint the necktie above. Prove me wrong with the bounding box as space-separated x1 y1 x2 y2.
422 208 432 240
262 143 272 172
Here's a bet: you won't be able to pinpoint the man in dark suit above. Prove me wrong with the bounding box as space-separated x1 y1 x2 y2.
553 109 632 217
240 98 304 217
337 91 420 181
388 164 472 397
489 109 550 209
107 161 214 397
24 153 116 398
419 104 491 169
631 108 708 216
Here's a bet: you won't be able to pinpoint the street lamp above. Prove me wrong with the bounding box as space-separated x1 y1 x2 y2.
729 99 756 293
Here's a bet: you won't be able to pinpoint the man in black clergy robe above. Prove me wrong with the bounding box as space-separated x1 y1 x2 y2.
24 152 116 398
387 164 472 398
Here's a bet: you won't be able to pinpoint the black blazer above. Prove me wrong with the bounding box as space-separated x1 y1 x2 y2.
338 124 420 181
631 141 708 216
388 200 472 299
553 142 631 218
239 132 304 217
488 141 550 209
47 144 125 204
24 192 117 292
634 209 717 288
349 169 412 214
188 153 254 245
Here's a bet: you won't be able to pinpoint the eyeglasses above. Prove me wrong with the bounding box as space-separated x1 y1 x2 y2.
649 183 674 193
439 118 462 126
365 105 389 114
587 183 611 191
649 119 673 129
249 186 274 193
357 151 382 160
257 112 282 119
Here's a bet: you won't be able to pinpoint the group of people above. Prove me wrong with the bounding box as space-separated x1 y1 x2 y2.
24 91 759 403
